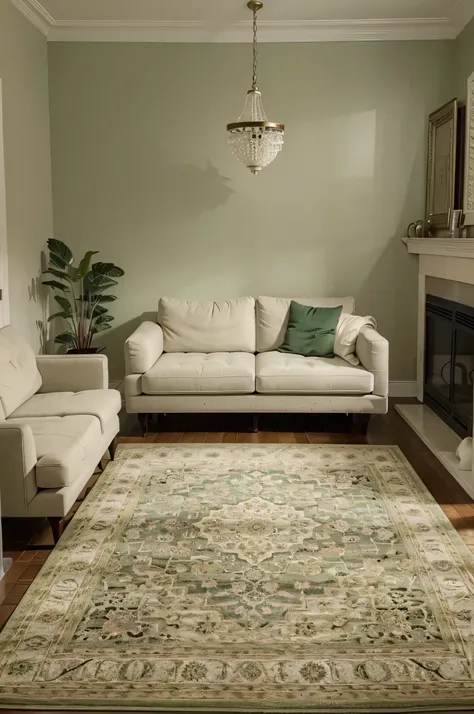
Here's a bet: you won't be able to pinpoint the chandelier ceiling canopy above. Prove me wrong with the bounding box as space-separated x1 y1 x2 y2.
227 1 285 175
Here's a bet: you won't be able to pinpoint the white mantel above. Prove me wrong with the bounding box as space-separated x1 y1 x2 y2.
402 237 474 258
397 236 474 498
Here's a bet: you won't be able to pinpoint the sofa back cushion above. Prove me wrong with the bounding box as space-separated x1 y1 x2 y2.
256 296 355 353
159 297 256 353
0 325 42 418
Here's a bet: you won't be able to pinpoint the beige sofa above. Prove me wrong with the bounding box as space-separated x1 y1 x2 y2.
0 325 121 541
125 297 388 429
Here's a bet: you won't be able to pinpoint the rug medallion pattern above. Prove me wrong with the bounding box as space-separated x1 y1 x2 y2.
1 445 474 710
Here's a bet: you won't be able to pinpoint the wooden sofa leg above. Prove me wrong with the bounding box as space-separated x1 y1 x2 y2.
137 413 149 436
354 414 371 435
48 517 64 545
252 414 259 433
109 435 119 461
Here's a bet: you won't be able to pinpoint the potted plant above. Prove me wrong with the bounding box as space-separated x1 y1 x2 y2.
43 239 124 354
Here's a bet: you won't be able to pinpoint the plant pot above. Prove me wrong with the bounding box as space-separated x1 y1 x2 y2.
67 348 99 355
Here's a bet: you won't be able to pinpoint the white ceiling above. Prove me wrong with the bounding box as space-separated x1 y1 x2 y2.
9 0 474 42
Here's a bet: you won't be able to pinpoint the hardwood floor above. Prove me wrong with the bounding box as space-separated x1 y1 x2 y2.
1 400 473 713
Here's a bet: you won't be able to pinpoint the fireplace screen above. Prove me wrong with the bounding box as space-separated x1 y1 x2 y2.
425 295 474 439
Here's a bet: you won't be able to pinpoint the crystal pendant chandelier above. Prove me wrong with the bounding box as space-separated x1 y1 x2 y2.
227 1 284 175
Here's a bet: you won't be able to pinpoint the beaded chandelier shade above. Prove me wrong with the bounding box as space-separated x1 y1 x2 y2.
227 1 285 175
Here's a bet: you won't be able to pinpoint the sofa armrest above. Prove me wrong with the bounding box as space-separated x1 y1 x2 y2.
36 354 109 392
356 325 389 397
0 422 37 516
125 322 163 374
124 374 142 397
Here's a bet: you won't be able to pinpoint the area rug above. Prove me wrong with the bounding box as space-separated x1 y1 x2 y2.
2 445 474 712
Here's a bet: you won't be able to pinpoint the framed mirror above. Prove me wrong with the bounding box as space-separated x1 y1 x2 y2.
464 72 474 227
425 98 458 230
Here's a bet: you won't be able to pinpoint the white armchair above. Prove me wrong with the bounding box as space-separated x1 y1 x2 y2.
0 326 121 542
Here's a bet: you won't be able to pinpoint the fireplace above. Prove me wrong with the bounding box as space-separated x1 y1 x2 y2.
424 295 474 439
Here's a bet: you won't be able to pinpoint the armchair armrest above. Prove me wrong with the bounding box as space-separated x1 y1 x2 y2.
125 322 163 374
0 422 37 516
356 325 389 397
36 354 109 392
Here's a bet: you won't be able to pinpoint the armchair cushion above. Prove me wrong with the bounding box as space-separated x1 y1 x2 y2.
0 325 41 417
10 389 121 434
37 354 108 392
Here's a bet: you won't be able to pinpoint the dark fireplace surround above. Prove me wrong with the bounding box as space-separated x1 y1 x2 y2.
425 295 474 439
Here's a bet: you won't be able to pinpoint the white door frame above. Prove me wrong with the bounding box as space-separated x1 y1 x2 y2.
0 79 10 328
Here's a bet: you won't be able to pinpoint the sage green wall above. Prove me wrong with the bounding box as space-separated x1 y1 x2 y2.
0 0 53 350
455 16 474 99
48 42 453 380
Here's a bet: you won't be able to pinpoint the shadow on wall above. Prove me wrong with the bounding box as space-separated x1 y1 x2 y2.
79 150 234 237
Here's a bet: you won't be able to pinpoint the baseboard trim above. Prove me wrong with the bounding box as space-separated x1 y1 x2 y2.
389 381 418 398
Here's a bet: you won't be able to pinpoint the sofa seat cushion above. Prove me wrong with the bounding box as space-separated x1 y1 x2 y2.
8 415 102 489
256 352 374 395
9 389 121 434
142 353 256 395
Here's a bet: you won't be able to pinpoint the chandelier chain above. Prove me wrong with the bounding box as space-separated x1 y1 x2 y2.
252 6 258 90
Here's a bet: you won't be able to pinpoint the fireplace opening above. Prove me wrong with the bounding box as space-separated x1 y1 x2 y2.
425 295 474 439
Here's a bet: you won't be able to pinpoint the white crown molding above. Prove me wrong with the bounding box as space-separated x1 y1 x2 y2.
8 0 52 35
9 0 472 42
451 0 474 34
47 17 457 43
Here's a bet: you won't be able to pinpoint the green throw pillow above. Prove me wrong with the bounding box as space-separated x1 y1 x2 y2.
278 301 342 357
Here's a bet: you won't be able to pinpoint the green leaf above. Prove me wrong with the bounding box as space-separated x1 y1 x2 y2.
47 311 71 322
47 239 74 269
91 262 125 278
85 280 118 295
91 323 112 334
54 332 76 346
42 280 69 292
93 314 114 325
54 295 73 314
44 268 70 280
92 305 108 317
96 295 117 304
77 250 99 279
83 273 118 294
98 279 118 289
